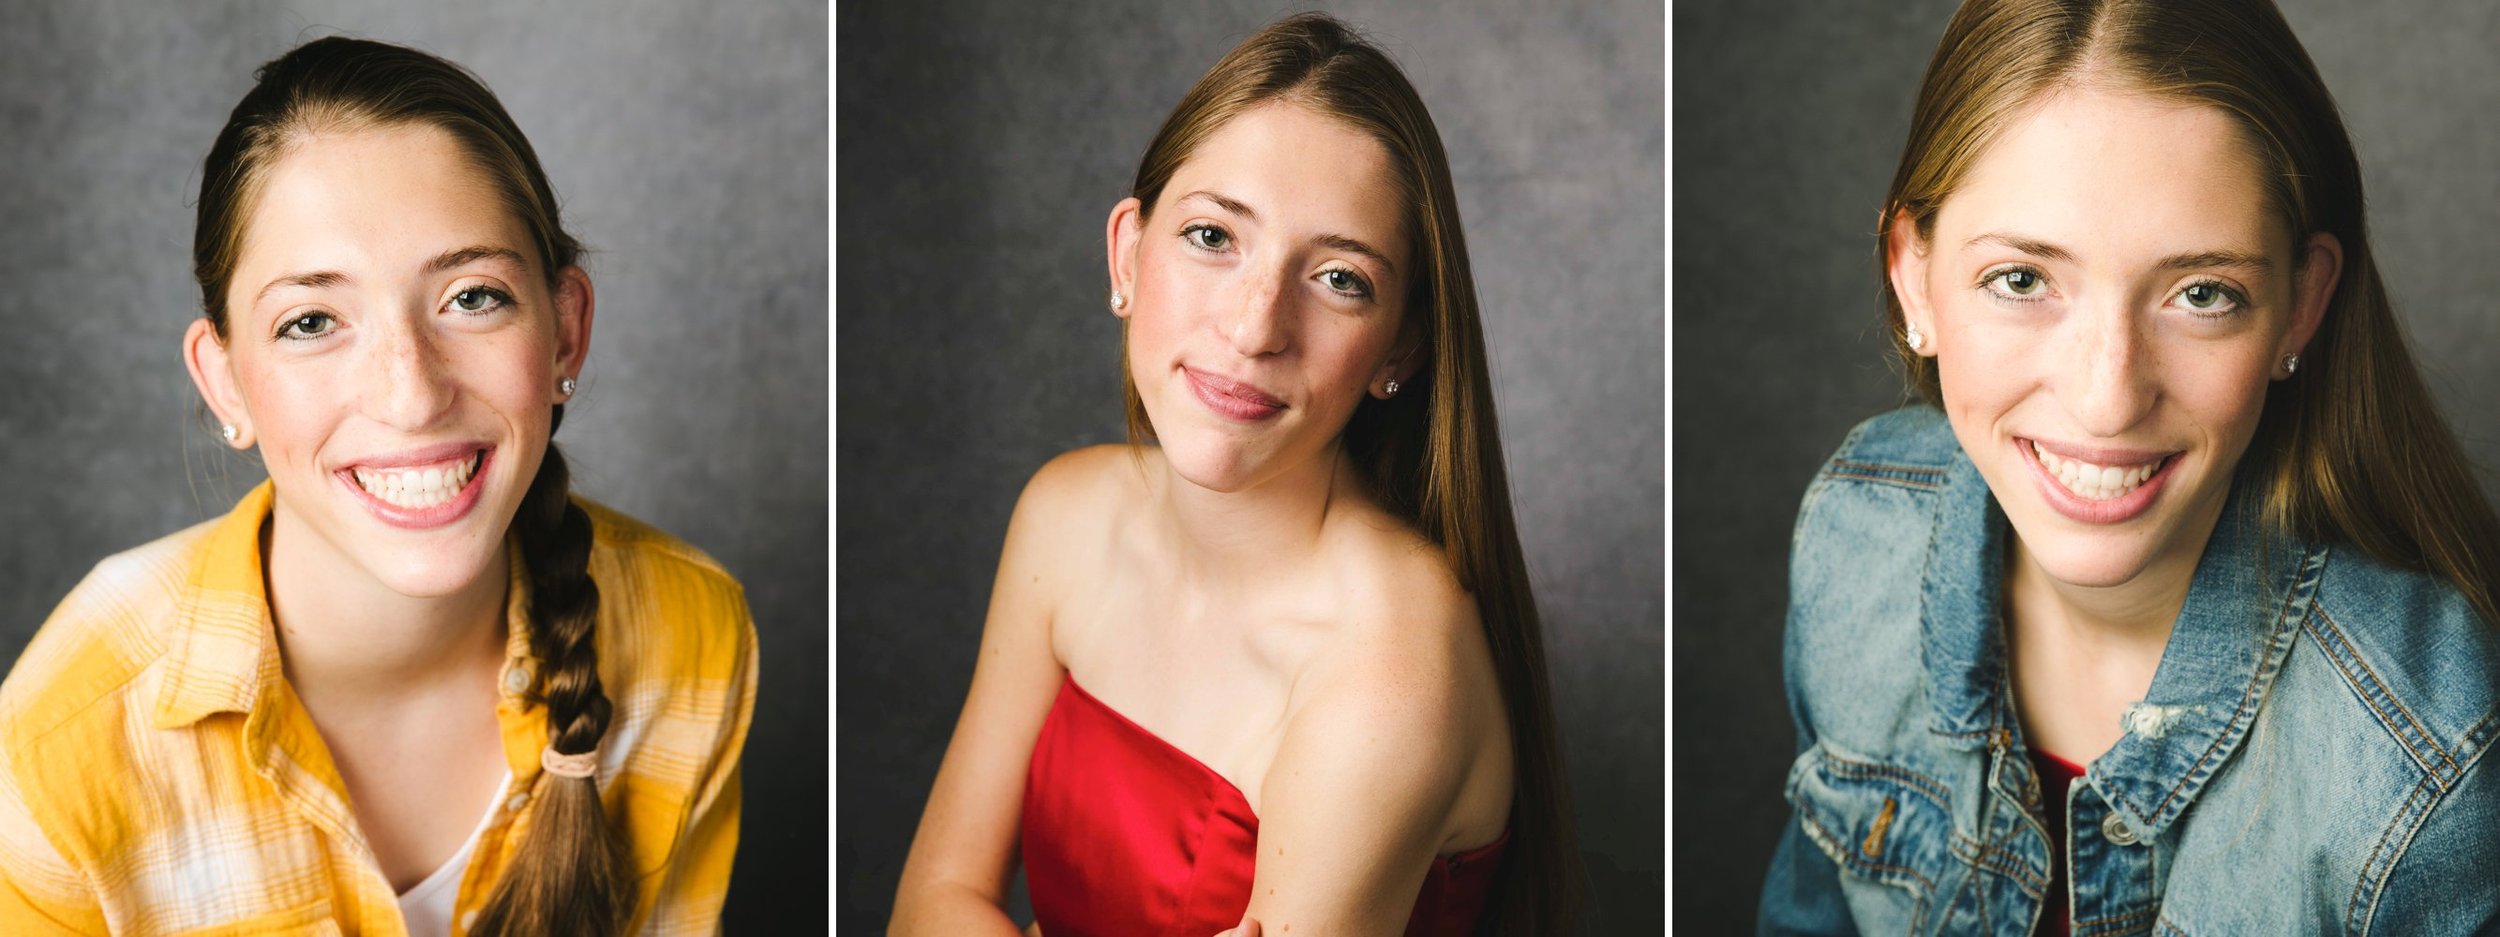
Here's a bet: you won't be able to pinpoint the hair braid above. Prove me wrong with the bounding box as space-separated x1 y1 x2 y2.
470 419 636 937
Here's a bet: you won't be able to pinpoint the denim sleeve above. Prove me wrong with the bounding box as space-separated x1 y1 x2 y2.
2365 754 2500 936
1758 523 1858 935
1756 812 1857 936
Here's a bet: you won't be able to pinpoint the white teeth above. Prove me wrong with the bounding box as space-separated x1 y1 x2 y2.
352 453 479 510
2031 441 2164 502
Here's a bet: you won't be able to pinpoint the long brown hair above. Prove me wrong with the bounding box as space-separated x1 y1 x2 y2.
193 37 633 936
1881 0 2500 626
1120 14 1580 932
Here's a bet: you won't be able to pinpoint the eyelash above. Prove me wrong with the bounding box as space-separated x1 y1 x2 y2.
275 312 337 342
1976 266 2249 319
271 285 519 343
2171 278 2247 318
448 285 517 315
1977 265 2050 303
1177 223 1376 300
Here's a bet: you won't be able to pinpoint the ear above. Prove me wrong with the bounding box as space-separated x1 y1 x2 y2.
1885 208 1937 357
1105 196 1144 319
2283 231 2340 376
553 265 596 399
1372 314 1428 398
183 318 253 449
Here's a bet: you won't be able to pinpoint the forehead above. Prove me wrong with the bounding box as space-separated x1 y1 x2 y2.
234 123 530 285
1937 87 2284 259
1159 102 1407 247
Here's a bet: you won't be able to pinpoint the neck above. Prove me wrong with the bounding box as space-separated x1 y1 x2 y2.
2003 500 2227 659
1151 442 1355 598
262 506 508 711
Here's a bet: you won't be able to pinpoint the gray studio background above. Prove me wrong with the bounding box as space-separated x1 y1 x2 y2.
1677 1 2500 929
0 2 825 929
838 2 1662 933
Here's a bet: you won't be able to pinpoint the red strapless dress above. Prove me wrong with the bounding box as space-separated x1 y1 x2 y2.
1021 678 1507 937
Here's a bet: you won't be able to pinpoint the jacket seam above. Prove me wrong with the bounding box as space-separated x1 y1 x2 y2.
2344 771 2439 935
1794 796 1937 894
1823 459 1945 490
2303 605 2457 783
1950 832 2045 894
1819 754 1953 812
2074 904 2158 936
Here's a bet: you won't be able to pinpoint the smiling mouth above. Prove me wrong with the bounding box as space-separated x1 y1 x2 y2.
2029 441 2173 501
350 450 484 511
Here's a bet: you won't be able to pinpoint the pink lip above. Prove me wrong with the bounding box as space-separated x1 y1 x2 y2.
2016 436 2178 525
334 444 493 531
1184 367 1286 422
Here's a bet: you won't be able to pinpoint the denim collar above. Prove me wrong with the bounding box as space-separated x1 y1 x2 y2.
1920 447 2329 837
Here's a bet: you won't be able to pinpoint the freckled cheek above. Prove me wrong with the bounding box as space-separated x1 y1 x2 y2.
2178 353 2277 447
1931 323 2038 428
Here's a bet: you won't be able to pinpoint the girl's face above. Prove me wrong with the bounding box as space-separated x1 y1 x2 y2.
186 122 590 599
1107 102 1416 494
1891 87 2334 590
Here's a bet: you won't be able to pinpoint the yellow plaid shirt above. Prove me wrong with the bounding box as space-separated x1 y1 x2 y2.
0 482 756 936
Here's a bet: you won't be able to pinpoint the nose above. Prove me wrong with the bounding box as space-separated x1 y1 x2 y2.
366 313 458 430
1224 270 1291 357
2062 297 2156 437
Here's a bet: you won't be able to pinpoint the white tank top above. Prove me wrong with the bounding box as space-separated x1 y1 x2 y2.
396 772 511 937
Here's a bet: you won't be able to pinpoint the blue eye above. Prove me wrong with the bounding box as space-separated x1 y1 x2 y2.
448 286 513 315
1181 224 1231 251
278 312 336 341
1320 268 1372 298
2176 281 2244 317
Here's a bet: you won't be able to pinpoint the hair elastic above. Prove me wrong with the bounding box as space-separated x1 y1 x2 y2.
541 746 600 780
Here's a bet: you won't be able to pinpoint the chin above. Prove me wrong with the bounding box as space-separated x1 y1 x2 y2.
2009 531 2165 590
1153 431 1266 494
347 536 510 599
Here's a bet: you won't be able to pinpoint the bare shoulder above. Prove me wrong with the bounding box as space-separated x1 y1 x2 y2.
1282 505 1505 822
1241 513 1511 930
1318 505 1486 682
999 445 1147 597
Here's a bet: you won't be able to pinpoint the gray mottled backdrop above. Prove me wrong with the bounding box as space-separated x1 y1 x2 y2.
1676 0 2500 929
837 2 1663 933
0 1 826 929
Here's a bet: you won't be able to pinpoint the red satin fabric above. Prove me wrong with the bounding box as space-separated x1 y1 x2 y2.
1022 678 1507 937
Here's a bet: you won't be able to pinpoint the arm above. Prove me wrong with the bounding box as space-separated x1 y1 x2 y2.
631 576 759 936
2364 754 2500 936
889 453 1091 936
0 744 105 934
1235 607 1486 935
1755 631 1859 936
1759 474 1858 937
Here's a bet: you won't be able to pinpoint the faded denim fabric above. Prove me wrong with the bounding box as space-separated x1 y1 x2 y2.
1758 407 2500 936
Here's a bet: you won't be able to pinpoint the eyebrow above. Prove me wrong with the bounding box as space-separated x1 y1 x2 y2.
1175 189 1399 276
251 245 531 306
1964 232 2272 273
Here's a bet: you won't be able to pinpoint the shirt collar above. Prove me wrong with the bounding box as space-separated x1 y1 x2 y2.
152 481 286 730
1919 447 2328 837
150 482 552 742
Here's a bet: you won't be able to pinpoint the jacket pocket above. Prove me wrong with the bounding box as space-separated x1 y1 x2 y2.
1786 742 1957 932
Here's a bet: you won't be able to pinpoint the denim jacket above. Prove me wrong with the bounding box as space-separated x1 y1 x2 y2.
1758 407 2500 936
